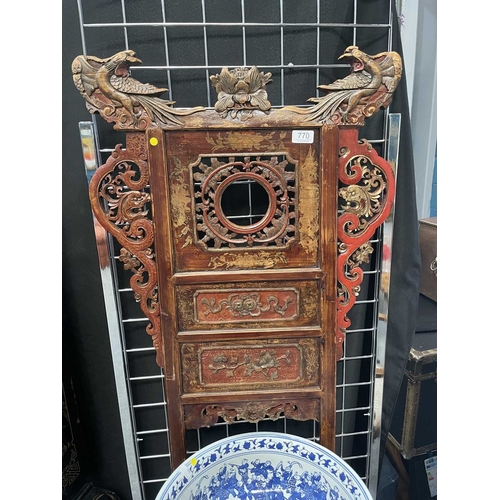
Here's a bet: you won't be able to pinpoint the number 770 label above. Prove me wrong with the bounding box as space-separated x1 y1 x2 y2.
292 130 314 143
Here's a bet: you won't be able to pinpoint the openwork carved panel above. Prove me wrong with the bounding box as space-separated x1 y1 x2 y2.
87 134 163 367
335 129 395 360
185 399 321 428
76 44 401 469
192 154 297 250
165 129 320 272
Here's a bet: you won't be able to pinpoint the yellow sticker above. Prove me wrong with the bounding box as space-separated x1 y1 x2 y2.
190 458 197 466
149 137 159 146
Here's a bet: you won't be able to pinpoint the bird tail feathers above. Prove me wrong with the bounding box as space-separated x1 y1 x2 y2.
289 90 352 123
136 95 204 125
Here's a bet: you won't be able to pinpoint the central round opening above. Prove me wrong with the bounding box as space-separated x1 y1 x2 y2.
220 179 270 228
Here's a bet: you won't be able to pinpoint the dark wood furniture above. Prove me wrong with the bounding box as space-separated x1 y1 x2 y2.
72 46 401 469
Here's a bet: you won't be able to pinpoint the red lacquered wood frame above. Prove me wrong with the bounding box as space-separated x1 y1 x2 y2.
73 46 401 469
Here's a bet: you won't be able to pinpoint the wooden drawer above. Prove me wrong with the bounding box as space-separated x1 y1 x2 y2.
176 280 321 332
180 338 321 394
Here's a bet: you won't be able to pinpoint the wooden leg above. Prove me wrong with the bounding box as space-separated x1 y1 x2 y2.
385 438 411 500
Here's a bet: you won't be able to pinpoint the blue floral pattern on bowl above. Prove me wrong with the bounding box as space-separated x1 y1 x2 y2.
155 432 372 500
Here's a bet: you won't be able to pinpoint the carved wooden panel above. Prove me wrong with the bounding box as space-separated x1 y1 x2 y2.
176 280 320 331
165 129 320 272
74 45 401 470
184 398 321 428
181 338 320 393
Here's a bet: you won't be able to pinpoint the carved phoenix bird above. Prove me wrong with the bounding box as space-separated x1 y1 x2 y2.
72 50 203 126
293 46 402 124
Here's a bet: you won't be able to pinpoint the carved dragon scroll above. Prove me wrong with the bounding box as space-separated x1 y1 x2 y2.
87 133 163 367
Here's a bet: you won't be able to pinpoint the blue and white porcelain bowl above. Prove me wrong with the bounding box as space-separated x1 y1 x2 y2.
155 432 373 500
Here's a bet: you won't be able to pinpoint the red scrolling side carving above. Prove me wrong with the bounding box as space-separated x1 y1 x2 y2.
335 127 395 361
88 133 163 367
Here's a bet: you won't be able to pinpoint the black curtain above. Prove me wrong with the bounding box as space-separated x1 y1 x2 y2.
377 1 422 475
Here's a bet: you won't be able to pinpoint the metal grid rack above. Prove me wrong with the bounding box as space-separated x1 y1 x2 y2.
75 1 397 499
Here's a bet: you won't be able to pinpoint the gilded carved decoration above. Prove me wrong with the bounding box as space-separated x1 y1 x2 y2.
88 136 163 367
72 50 204 130
75 46 400 456
335 129 395 360
290 46 402 126
210 66 273 119
206 131 287 152
185 400 320 428
192 154 297 250
196 289 297 322
181 340 319 392
208 349 292 380
297 146 320 256
170 157 194 249
175 281 319 332
208 251 288 270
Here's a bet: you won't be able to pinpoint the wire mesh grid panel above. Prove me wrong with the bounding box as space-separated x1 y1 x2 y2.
75 0 394 498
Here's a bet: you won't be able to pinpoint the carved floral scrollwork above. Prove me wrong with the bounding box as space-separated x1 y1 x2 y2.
193 155 297 250
208 350 292 381
88 139 163 367
335 129 395 361
185 400 320 428
200 292 293 319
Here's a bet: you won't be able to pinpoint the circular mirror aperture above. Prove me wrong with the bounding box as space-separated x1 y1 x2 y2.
220 179 271 228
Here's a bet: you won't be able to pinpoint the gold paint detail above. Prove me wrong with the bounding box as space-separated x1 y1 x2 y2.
192 153 297 250
208 251 288 270
208 349 292 381
339 155 386 234
176 281 319 331
181 339 320 392
199 292 295 319
347 242 374 269
288 46 402 126
198 401 319 425
205 131 286 152
170 157 194 249
210 66 273 119
72 50 204 130
298 146 320 256
299 338 320 382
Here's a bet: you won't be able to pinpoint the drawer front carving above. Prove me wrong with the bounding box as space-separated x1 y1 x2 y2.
184 399 321 428
181 338 320 393
177 280 320 331
195 288 299 323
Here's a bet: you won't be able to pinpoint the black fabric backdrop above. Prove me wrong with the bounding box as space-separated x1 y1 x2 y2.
379 3 422 473
62 0 421 497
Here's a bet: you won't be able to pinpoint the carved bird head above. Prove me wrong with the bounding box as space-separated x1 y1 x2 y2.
338 46 370 72
103 50 143 76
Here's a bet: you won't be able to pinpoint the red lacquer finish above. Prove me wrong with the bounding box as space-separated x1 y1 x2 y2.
335 127 396 360
77 45 401 469
88 135 163 367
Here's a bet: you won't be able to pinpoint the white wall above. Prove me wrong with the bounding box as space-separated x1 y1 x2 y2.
397 0 437 219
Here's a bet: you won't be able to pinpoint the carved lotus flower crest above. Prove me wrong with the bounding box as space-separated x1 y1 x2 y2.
210 66 273 118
